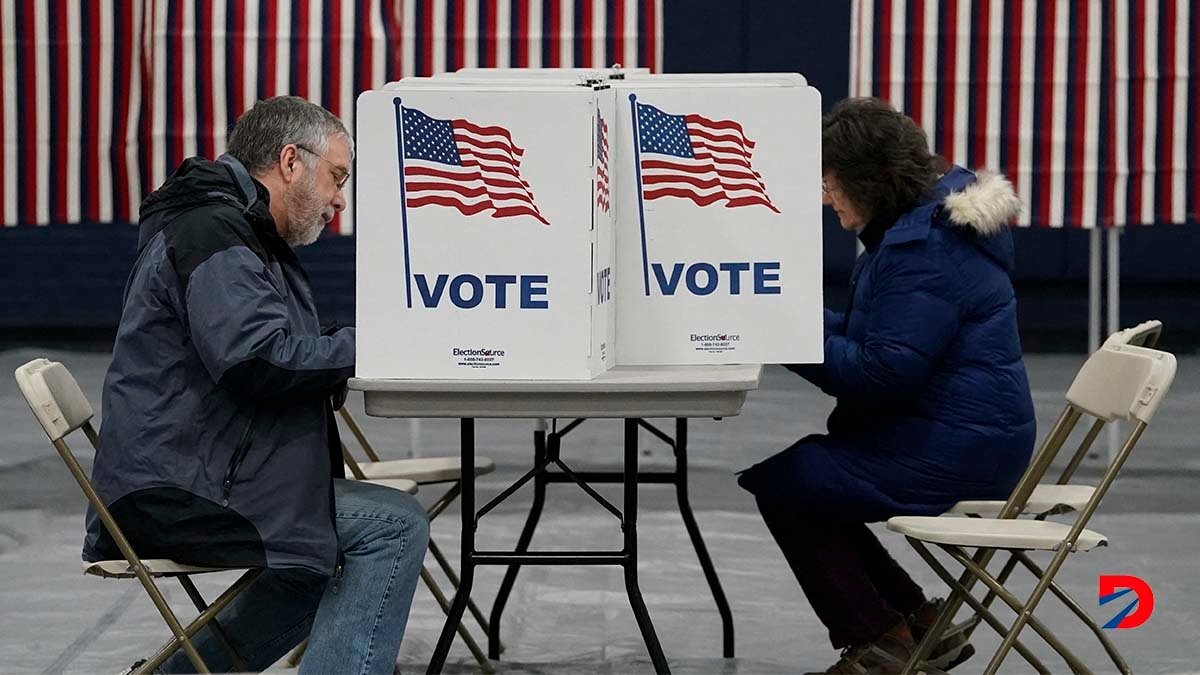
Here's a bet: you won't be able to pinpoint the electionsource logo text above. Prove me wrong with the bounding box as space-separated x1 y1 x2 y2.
452 348 506 357
690 333 741 342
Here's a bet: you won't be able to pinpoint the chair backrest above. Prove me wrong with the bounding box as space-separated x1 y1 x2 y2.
998 344 1176 519
1066 344 1176 424
1102 319 1162 350
1011 321 1160 480
1054 345 1176 544
14 359 160 575
14 358 95 442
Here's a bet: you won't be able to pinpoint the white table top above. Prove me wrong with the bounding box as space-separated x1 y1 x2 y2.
350 364 762 418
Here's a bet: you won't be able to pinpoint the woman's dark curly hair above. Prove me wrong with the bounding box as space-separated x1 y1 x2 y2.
822 97 940 223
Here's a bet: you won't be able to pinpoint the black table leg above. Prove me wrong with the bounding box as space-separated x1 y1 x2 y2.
427 418 477 674
487 424 550 658
623 418 670 674
672 418 735 658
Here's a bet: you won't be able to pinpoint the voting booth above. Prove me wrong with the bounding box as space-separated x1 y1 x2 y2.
355 84 616 379
356 70 823 378
607 77 823 365
430 71 824 365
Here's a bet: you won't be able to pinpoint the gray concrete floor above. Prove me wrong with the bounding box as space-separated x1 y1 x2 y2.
1 348 1198 674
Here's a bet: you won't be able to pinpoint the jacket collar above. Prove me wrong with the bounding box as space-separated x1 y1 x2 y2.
879 166 978 248
217 154 299 265
217 154 262 213
856 212 895 252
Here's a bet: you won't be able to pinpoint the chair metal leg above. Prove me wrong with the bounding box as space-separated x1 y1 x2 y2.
906 539 1051 674
177 575 249 672
959 547 1021 642
671 418 734 658
138 569 262 674
977 554 1086 674
960 506 1065 645
905 545 997 673
959 546 1130 674
422 565 495 673
133 577 210 674
427 483 462 523
1013 551 1132 675
939 546 1090 675
488 426 549 659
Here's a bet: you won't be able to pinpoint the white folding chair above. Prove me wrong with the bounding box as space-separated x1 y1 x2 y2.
936 320 1164 665
15 358 262 674
888 344 1176 674
337 407 499 673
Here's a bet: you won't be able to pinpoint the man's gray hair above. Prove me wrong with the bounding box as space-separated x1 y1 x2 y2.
227 96 354 176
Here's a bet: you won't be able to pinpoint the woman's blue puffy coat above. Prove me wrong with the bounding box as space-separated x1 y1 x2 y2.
738 167 1036 522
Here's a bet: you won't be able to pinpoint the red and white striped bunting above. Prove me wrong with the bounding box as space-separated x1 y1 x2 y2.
0 0 663 231
851 0 1198 228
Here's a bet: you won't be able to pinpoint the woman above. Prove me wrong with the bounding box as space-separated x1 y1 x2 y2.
738 97 1036 674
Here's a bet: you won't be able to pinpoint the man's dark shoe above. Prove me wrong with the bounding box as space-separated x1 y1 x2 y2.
910 598 976 671
806 627 916 674
117 659 147 675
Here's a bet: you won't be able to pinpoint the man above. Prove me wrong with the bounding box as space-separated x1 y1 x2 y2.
85 96 428 674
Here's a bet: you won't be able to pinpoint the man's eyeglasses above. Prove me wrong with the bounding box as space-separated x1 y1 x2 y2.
295 144 350 190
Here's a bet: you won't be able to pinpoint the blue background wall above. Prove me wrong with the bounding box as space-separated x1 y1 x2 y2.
2 0 1197 351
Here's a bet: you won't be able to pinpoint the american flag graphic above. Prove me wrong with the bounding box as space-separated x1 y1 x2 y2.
400 104 548 224
634 101 779 213
0 0 662 230
596 112 610 213
852 0 1198 228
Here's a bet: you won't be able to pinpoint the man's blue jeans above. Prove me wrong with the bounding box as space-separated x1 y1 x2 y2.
160 479 430 674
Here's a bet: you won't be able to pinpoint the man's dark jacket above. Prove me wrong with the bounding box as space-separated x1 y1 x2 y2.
84 155 354 575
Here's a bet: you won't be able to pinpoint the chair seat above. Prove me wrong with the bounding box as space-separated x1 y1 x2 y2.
887 516 1108 552
948 484 1097 517
84 559 244 579
362 477 420 494
350 456 497 484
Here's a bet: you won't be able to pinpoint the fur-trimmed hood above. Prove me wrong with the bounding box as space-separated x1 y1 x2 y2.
925 166 1020 273
880 166 1021 272
943 170 1022 236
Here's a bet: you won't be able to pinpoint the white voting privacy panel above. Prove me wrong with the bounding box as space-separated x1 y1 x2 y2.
359 71 823 377
356 85 614 379
608 79 823 365
411 71 825 367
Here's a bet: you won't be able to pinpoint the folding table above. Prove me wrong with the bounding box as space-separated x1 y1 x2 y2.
351 364 762 674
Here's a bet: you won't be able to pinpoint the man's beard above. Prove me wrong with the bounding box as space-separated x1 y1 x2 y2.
283 174 327 247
